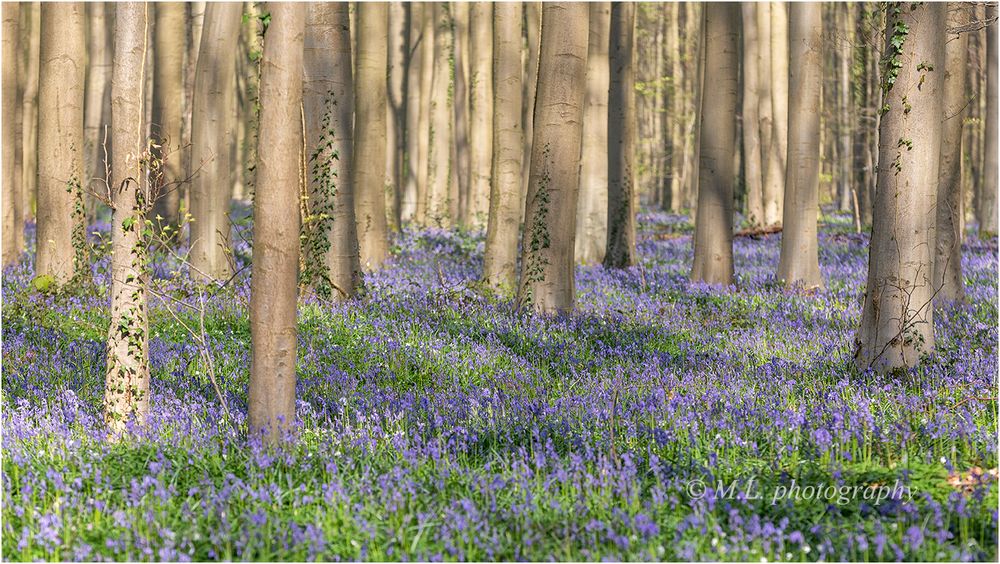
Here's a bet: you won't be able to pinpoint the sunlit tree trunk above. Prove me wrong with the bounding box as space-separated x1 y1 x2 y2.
36 2 86 285
452 1 471 225
836 2 854 213
690 3 737 286
303 2 360 300
83 2 112 220
2 3 22 265
777 2 822 289
763 1 788 226
181 2 204 216
426 2 453 227
979 3 998 237
605 2 636 269
248 2 305 446
516 2 588 315
756 2 773 203
414 4 434 225
483 2 523 294
668 4 683 213
354 2 389 270
385 2 408 231
401 3 423 223
20 3 39 232
190 2 241 282
681 2 704 212
151 2 185 230
856 2 945 373
741 3 764 227
521 2 541 210
467 2 493 229
575 2 609 265
105 1 149 435
933 4 970 303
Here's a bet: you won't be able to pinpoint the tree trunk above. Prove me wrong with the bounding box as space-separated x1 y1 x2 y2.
605 2 637 269
516 2 588 315
756 2 773 199
979 3 998 237
763 1 788 226
20 3 39 232
83 1 113 220
521 2 541 212
681 2 704 212
574 2 609 265
414 4 434 226
105 1 150 435
467 2 493 229
836 2 854 213
741 3 764 227
452 1 471 225
354 2 389 271
668 4 683 212
934 4 970 303
36 2 86 285
181 2 204 216
385 2 408 232
401 3 423 223
483 2 523 294
190 2 241 282
855 2 945 373
151 2 185 230
2 3 21 265
426 2 453 227
248 2 305 446
303 2 361 301
777 2 823 289
690 3 737 286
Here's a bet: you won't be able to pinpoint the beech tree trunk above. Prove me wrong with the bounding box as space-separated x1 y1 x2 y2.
303 2 361 300
483 2 523 294
248 2 305 445
105 1 149 435
756 2 773 202
575 2 609 266
690 3 737 286
516 2 588 315
763 1 788 226
741 3 764 227
777 2 823 289
467 2 493 228
151 2 185 229
354 2 390 271
605 2 637 269
401 3 423 223
855 2 945 373
979 4 998 237
521 2 541 209
452 1 471 225
385 2 408 231
426 2 453 227
83 1 113 217
2 3 22 265
933 4 970 303
190 2 241 282
36 2 86 285
20 3 39 231
414 4 434 225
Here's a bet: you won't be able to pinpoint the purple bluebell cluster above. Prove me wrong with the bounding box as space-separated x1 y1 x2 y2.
2 212 997 561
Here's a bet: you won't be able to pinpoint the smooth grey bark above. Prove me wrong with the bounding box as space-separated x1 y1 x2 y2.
83 1 113 215
933 4 970 303
353 2 389 271
604 2 636 269
452 1 471 225
763 1 788 226
521 2 541 207
483 2 523 294
741 3 764 226
855 2 945 373
2 3 21 265
516 2 588 315
777 2 823 289
401 2 423 223
575 2 609 265
426 2 453 227
151 2 185 229
690 3 737 286
248 2 305 445
414 4 434 225
385 2 408 231
467 2 493 228
20 3 39 233
106 1 149 435
979 4 998 237
190 2 241 282
303 2 361 300
36 2 86 285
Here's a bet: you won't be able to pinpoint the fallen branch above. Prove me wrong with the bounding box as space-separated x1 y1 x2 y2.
735 224 783 238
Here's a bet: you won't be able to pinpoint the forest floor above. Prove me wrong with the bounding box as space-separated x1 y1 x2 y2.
2 210 998 561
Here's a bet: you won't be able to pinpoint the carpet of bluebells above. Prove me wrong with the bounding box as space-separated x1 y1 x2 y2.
2 208 998 561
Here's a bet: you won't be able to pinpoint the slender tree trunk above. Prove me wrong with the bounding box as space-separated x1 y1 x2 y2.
303 3 361 301
105 1 149 435
414 4 434 226
605 2 637 269
426 2 453 227
575 2 610 265
2 3 22 265
36 2 86 285
385 2 408 232
452 2 471 225
521 1 542 211
181 2 205 216
190 3 241 282
248 2 305 445
979 4 998 237
83 1 112 220
467 2 493 229
763 1 788 226
690 3 737 286
756 2 773 198
151 2 185 230
836 2 854 212
20 3 39 231
934 4 970 303
401 3 423 223
741 3 764 227
517 3 588 315
778 2 823 289
855 2 945 373
682 2 705 212
354 2 389 270
668 4 683 212
483 2 523 294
